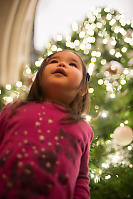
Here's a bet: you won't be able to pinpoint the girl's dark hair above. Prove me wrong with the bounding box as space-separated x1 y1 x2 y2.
11 50 90 123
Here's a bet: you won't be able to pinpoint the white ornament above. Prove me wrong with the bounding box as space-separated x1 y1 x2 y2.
113 126 133 146
104 61 123 75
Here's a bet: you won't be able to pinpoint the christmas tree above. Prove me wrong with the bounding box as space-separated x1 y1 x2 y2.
0 7 133 199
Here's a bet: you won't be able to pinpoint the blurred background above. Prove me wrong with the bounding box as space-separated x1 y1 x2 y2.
0 0 133 198
34 0 133 51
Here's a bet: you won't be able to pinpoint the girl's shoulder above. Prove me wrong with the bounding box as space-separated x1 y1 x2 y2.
78 119 94 143
0 103 12 115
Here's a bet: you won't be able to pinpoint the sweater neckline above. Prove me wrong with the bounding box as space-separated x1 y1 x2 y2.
42 101 68 112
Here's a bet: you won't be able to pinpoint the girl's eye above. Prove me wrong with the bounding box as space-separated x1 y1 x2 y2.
50 60 58 64
69 63 77 67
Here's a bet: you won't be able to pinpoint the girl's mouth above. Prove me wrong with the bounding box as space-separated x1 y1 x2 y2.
53 68 67 76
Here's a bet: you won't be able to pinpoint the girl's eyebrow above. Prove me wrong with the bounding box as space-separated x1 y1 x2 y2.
49 55 80 65
49 55 59 60
70 58 79 64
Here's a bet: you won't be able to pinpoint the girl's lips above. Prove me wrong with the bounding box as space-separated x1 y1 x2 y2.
53 68 67 76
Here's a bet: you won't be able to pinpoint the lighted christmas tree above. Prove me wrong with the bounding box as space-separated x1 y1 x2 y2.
0 7 133 199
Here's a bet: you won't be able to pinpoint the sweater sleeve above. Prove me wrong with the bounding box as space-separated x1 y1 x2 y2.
74 126 94 199
0 103 11 144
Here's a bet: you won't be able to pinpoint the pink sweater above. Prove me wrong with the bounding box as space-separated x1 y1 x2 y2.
0 102 93 199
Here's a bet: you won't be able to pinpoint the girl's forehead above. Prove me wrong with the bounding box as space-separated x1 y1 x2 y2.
50 50 82 63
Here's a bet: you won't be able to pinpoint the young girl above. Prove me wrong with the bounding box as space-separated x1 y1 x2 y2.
0 50 94 199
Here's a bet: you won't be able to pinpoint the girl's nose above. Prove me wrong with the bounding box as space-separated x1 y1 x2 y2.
58 62 66 67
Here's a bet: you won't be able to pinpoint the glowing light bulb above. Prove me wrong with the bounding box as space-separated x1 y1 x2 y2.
120 79 126 85
96 51 101 57
90 173 94 178
115 52 122 58
6 84 11 90
96 22 102 28
100 111 108 118
26 67 31 74
98 79 103 85
103 38 108 44
35 60 43 67
110 153 121 164
86 43 91 49
104 8 110 12
106 13 112 20
57 48 62 52
91 57 96 63
87 29 94 36
110 49 115 55
121 47 127 53
106 83 113 92
123 68 129 75
120 123 124 127
91 51 97 56
95 105 99 110
110 93 116 98
72 22 78 31
109 19 116 26
74 40 80 46
79 31 85 38
111 40 116 46
80 43 85 50
16 81 22 88
85 115 92 122
127 146 132 151
94 176 100 183
3 96 13 103
101 59 106 65
105 175 111 180
88 63 95 75
51 45 57 51
89 88 94 93
102 163 109 168
56 34 62 41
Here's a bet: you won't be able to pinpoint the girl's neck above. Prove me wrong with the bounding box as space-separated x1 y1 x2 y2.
44 99 69 109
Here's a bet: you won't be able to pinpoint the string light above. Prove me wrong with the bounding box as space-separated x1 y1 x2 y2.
120 123 124 127
16 81 22 88
88 63 95 75
100 110 108 118
121 47 127 53
123 68 129 75
85 115 92 122
109 49 115 55
102 163 109 168
89 88 94 93
79 31 85 38
51 45 57 51
98 79 104 85
56 34 62 41
72 22 78 31
109 93 116 98
3 96 13 103
25 67 31 75
5 84 11 90
127 146 132 151
101 59 106 65
124 120 128 124
105 175 111 180
120 79 126 85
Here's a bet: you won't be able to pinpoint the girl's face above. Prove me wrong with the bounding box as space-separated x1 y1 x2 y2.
40 50 84 106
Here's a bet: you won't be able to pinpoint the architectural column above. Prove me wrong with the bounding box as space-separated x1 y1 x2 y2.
0 0 38 85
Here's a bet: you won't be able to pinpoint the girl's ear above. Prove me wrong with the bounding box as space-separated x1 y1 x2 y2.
81 82 88 97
